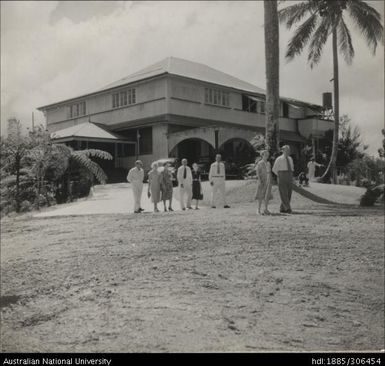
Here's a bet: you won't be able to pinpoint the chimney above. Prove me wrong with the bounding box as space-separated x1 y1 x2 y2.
322 92 332 110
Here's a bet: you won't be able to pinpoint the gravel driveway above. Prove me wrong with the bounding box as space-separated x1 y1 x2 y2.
1 181 383 352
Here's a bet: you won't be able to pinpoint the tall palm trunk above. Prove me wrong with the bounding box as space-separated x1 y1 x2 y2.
264 0 280 156
322 26 339 184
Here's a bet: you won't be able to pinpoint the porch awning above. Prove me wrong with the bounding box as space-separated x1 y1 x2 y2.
246 95 265 102
280 130 306 143
50 122 134 144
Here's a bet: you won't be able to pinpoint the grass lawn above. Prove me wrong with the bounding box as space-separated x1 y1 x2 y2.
1 181 384 352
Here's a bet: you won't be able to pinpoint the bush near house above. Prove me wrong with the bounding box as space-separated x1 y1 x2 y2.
1 124 112 216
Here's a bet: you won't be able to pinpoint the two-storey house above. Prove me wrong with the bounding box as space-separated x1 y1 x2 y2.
37 57 334 179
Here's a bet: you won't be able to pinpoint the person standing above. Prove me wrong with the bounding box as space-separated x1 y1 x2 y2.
191 163 202 210
209 154 230 209
307 157 323 182
148 162 161 212
160 162 174 212
272 145 294 214
255 150 273 215
177 158 193 210
127 160 144 214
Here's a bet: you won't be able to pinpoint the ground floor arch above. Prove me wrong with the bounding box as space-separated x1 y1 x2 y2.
218 138 256 166
169 138 215 174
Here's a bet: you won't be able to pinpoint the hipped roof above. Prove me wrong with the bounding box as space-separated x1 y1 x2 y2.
50 122 130 142
38 57 323 110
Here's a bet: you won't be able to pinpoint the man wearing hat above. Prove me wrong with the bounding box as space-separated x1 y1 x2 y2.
127 160 144 213
272 145 294 213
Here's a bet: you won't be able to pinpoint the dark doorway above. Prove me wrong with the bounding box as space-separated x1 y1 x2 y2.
169 138 215 178
218 138 256 179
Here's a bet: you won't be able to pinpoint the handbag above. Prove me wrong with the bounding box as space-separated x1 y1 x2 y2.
198 193 204 200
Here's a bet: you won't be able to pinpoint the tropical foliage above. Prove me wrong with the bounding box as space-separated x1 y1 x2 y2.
1 123 113 216
279 0 384 183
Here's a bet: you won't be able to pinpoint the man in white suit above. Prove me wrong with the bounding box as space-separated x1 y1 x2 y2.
209 154 230 209
127 160 144 213
177 158 193 210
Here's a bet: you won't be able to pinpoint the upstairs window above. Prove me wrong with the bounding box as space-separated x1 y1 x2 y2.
205 87 229 107
67 101 86 118
242 95 265 114
112 88 136 108
242 95 257 113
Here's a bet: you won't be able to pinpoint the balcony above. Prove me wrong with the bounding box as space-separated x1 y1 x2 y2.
298 118 334 139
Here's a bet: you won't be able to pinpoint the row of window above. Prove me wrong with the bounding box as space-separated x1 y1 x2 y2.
205 88 230 107
67 101 86 118
65 90 290 120
112 88 136 108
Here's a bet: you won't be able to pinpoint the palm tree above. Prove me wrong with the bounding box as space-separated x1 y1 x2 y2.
264 0 281 157
279 0 383 183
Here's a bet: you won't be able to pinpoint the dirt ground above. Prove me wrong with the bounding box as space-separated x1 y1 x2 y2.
1 181 384 352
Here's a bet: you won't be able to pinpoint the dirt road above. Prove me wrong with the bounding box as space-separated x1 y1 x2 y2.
1 182 383 352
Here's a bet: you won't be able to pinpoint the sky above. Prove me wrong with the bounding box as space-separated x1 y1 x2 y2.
1 0 384 155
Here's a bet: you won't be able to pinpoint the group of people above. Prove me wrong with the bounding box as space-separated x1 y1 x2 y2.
126 154 231 213
127 146 319 215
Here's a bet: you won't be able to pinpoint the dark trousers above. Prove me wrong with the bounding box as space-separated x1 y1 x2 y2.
278 171 293 212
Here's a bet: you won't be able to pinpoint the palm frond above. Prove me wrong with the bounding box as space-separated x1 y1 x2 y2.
74 149 113 161
278 1 318 29
347 0 384 54
307 15 333 68
70 153 108 183
286 12 319 61
338 18 355 64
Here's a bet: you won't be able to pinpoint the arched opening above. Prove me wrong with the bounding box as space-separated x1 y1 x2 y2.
169 138 215 177
219 138 256 164
218 138 256 178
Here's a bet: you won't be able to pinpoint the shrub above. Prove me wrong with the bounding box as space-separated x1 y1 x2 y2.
360 184 384 206
20 200 32 213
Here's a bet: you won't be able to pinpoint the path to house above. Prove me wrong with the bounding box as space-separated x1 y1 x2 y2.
33 183 196 218
33 181 365 218
1 180 383 352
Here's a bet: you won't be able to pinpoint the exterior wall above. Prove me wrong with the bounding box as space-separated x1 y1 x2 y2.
168 76 243 110
288 104 305 119
116 123 169 171
168 77 303 133
167 126 259 153
168 127 216 152
45 77 167 128
168 98 266 129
